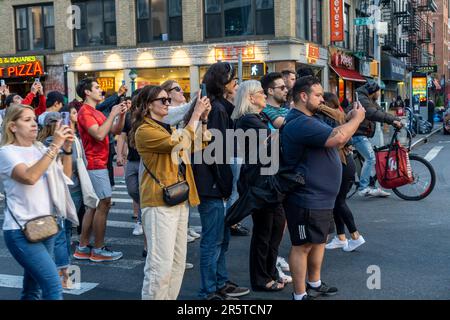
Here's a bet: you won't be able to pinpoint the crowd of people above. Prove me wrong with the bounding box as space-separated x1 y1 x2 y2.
0 61 403 300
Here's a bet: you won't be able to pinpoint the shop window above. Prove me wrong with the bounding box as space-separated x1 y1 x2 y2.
73 0 116 47
204 0 274 39
296 0 309 40
136 0 182 43
15 4 55 51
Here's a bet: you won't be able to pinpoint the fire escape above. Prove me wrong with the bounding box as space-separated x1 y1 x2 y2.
379 0 436 70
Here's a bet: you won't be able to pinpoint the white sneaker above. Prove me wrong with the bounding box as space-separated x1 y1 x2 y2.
188 227 201 239
368 187 390 197
185 262 194 269
187 234 196 243
132 222 143 236
0 193 4 202
358 187 372 197
343 235 366 252
276 256 290 272
277 265 292 283
325 236 348 250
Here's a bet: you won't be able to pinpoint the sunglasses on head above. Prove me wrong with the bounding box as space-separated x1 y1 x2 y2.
168 86 182 92
151 97 172 105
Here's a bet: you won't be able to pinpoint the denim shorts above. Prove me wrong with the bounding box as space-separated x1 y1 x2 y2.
88 169 112 200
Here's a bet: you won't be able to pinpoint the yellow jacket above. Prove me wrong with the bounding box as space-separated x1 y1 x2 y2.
135 117 211 208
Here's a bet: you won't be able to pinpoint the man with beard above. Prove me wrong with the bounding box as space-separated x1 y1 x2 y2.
260 72 289 128
281 76 365 300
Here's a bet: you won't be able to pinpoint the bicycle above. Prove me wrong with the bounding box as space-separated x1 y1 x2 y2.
348 127 436 201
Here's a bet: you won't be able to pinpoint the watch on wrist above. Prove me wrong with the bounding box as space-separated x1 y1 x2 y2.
201 119 208 125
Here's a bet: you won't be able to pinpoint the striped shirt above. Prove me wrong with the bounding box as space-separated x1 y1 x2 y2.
262 104 290 123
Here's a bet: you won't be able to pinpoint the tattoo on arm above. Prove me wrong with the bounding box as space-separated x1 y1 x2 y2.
330 128 344 139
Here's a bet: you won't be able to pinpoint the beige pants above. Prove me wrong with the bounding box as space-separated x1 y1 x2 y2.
141 203 188 300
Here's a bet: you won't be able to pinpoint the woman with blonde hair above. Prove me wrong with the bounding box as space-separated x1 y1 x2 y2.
0 104 75 300
131 85 211 300
232 80 286 292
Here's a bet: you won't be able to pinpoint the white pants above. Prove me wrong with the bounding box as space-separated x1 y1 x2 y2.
141 203 188 300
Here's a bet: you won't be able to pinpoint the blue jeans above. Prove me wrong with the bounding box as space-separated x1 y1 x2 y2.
198 198 229 297
353 136 376 190
54 191 82 269
3 230 63 300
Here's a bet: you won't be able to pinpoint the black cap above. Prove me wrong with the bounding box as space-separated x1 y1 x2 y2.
364 81 380 95
46 91 65 108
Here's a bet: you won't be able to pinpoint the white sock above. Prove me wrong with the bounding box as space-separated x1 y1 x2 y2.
293 292 307 300
307 280 321 288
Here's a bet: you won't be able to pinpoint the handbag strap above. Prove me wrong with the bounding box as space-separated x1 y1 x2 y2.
4 195 24 230
142 161 186 189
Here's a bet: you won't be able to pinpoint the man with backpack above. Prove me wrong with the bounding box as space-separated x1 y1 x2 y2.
353 81 403 197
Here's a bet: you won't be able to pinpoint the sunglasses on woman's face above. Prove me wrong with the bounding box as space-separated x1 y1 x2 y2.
151 97 172 105
169 86 182 92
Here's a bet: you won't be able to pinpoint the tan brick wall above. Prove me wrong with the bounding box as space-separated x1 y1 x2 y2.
182 0 203 43
274 61 296 72
275 0 296 38
432 0 449 80
116 0 137 47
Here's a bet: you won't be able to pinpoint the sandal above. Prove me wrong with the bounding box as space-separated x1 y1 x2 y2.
253 280 284 292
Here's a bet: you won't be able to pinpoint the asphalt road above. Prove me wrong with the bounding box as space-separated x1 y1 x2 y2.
0 129 449 300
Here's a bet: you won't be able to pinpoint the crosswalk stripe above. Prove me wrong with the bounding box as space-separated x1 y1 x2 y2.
112 191 130 195
113 185 127 189
112 198 133 203
0 274 99 295
107 220 136 229
72 258 144 270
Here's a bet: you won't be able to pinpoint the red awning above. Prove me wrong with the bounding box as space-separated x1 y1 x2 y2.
330 65 367 82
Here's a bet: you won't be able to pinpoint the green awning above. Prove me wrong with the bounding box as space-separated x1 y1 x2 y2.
379 80 386 90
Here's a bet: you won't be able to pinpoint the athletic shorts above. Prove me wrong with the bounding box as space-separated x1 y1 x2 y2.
88 169 112 200
284 202 334 246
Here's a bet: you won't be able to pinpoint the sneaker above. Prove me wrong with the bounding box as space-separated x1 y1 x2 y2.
205 292 239 300
276 256 290 272
368 187 390 197
188 227 201 239
292 293 314 300
277 265 292 284
343 235 366 252
73 245 91 260
219 281 250 297
187 234 196 243
185 262 194 269
325 236 348 250
358 187 372 197
230 223 250 236
132 222 144 236
0 192 5 202
306 282 338 298
90 246 123 262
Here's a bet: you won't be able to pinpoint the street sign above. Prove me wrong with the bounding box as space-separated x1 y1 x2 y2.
354 17 374 26
413 65 438 74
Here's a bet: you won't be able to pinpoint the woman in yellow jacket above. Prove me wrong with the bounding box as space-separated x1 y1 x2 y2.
130 85 211 300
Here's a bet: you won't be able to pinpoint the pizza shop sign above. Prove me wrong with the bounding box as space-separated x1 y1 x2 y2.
0 55 45 78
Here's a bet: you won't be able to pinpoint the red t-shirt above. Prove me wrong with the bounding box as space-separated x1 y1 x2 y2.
77 104 109 170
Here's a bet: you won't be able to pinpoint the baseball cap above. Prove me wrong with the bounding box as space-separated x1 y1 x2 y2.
43 112 61 126
46 91 65 108
364 81 380 95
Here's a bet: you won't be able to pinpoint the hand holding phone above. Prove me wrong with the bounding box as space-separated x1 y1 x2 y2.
200 83 207 98
0 79 5 87
61 112 70 126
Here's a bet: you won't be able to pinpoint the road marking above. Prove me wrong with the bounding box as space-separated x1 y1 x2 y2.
0 274 99 296
112 198 133 204
112 191 129 195
72 259 144 270
424 146 443 162
113 185 127 189
107 220 136 229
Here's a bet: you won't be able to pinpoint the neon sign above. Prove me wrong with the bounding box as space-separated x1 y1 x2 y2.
0 55 45 78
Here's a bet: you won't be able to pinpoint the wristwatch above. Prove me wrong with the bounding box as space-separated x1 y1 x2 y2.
201 119 208 125
62 149 73 155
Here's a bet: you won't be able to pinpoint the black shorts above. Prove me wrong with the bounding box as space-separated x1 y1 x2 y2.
284 202 334 246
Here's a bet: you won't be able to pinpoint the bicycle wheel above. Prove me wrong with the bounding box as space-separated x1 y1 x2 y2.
392 154 436 200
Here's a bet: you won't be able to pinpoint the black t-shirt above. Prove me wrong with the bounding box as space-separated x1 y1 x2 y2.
122 113 141 162
152 118 173 134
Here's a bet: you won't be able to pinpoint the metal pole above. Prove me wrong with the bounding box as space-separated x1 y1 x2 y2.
238 52 243 84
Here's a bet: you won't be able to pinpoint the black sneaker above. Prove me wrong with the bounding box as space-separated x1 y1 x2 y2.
219 281 250 297
230 224 250 236
306 282 338 298
142 249 147 258
292 293 314 300
205 292 239 300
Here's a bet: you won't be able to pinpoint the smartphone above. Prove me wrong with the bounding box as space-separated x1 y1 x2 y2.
35 78 40 83
61 112 70 126
355 92 359 103
0 79 5 86
121 80 126 86
200 83 207 98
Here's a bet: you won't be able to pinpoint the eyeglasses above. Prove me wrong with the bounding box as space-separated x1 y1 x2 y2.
271 85 287 91
168 86 182 92
151 97 172 105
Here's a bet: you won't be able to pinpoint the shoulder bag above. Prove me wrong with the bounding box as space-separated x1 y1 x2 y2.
142 162 190 207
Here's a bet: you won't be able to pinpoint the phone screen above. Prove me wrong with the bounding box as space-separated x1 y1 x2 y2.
122 80 126 86
35 78 40 83
355 92 359 103
0 80 5 86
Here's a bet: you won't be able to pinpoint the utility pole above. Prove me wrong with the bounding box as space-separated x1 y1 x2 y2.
238 52 243 85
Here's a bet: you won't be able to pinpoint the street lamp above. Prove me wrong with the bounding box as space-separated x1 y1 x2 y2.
129 69 138 92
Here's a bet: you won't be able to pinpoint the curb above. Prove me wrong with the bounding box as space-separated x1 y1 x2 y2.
410 127 442 150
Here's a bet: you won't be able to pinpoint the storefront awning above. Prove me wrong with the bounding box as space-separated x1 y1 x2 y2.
330 65 366 82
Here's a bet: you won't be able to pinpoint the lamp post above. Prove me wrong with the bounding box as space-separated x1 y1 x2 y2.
129 69 138 92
